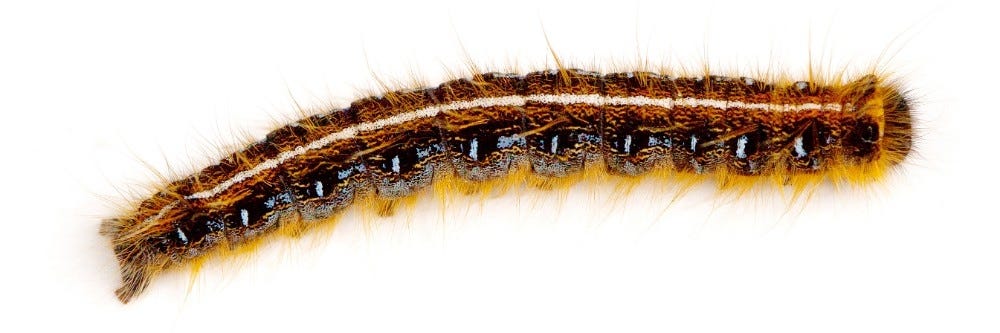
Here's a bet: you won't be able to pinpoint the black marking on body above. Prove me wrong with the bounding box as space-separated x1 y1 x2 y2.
522 69 605 177
435 73 528 181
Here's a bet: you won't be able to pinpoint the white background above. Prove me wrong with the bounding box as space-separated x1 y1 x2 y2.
1 0 996 332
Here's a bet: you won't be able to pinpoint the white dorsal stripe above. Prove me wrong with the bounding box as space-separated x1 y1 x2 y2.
182 93 843 201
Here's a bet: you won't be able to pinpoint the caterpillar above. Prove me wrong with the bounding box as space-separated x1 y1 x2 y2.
101 67 913 303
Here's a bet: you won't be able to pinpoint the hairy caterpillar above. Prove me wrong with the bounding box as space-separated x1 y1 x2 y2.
101 65 913 303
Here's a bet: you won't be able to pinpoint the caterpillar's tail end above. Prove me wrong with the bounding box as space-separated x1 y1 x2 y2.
114 267 151 304
99 218 121 237
102 218 156 304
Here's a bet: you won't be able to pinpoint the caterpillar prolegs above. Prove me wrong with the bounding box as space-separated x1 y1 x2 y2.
102 68 913 303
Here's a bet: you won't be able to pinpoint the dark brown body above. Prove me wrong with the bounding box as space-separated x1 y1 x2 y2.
103 69 913 303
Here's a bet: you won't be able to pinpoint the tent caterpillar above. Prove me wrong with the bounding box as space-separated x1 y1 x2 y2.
102 66 913 303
